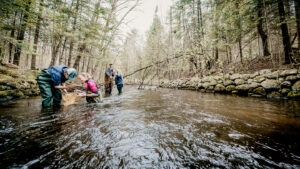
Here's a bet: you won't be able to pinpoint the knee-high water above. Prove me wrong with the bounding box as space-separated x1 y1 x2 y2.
0 86 299 168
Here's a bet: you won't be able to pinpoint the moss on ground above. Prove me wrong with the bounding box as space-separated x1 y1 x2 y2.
0 65 39 100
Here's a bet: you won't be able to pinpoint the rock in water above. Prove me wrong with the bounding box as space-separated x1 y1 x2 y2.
253 87 266 96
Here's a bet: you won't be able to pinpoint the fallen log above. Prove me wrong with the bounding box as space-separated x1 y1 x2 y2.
123 51 201 78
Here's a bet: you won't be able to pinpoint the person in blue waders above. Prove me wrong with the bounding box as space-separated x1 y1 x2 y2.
36 65 77 108
115 69 123 94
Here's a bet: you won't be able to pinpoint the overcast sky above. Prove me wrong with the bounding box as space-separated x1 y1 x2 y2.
121 0 174 38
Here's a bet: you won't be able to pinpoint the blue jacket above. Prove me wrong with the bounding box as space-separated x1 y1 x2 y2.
115 73 123 85
48 66 68 86
105 68 114 77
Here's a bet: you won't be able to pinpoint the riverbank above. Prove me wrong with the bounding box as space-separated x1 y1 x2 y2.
159 68 300 99
0 64 40 101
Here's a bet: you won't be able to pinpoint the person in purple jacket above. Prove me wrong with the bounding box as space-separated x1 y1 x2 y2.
76 73 103 103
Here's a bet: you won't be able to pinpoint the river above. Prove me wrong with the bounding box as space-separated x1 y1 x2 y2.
0 86 299 168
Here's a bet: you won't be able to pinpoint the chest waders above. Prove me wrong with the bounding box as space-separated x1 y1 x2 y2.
104 75 113 94
85 82 103 103
36 69 62 107
86 95 102 103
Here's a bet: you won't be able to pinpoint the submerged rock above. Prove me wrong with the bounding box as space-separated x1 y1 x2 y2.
281 88 291 95
226 85 236 92
267 91 282 98
199 89 205 92
232 90 238 94
253 87 266 95
287 91 300 98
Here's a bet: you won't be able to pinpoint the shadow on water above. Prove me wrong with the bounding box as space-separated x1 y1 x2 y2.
0 86 299 168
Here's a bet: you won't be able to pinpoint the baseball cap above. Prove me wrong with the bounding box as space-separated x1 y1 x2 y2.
67 68 77 81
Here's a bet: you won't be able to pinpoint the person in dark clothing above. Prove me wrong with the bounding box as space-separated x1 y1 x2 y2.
36 66 77 108
115 69 123 94
104 63 114 94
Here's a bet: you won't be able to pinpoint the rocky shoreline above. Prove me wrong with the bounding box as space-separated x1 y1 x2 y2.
159 68 300 99
0 65 40 101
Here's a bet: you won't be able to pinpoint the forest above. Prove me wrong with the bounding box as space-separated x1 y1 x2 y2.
1 1 300 168
0 0 299 84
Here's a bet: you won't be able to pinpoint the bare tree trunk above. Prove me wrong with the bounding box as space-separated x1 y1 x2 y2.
213 2 219 64
284 0 292 36
73 55 81 71
197 0 204 37
229 45 232 63
25 27 32 68
9 12 17 63
278 0 293 64
235 1 243 64
294 0 300 49
68 0 80 66
13 1 31 66
31 0 43 70
73 43 86 70
59 37 67 65
257 0 270 56
50 39 62 66
68 42 74 66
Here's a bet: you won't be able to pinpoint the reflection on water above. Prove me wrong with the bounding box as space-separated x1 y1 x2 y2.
0 86 299 168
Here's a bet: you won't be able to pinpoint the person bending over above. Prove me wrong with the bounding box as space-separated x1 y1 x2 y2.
77 73 103 103
36 65 77 108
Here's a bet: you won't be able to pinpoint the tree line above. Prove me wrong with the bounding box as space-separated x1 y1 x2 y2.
119 0 299 85
0 0 299 84
0 0 140 81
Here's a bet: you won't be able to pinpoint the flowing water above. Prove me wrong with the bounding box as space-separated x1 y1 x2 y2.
0 86 300 168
